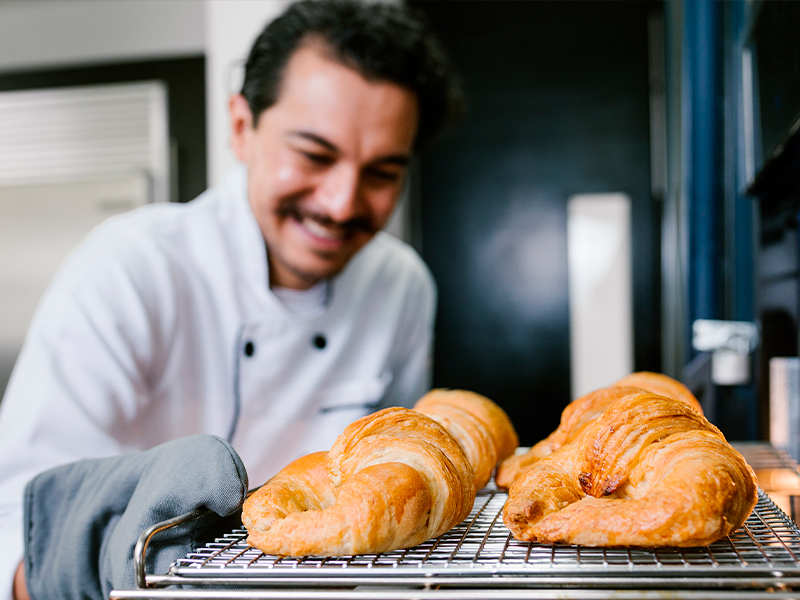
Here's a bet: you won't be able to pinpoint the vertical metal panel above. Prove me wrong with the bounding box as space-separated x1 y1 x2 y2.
662 0 760 438
725 0 758 439
686 0 722 332
663 0 690 380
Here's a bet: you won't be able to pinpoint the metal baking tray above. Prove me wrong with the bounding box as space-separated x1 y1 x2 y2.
110 443 800 599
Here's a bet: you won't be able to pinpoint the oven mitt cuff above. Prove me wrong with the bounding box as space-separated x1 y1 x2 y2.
23 434 248 600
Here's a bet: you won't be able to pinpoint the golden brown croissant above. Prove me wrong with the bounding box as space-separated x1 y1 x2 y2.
495 372 701 489
503 391 758 547
242 390 517 556
613 371 702 413
414 388 518 489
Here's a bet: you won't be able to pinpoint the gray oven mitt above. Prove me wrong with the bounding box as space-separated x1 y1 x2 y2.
22 434 248 600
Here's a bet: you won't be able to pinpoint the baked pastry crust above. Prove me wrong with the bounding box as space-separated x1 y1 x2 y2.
243 390 517 556
502 391 758 547
414 388 518 489
495 372 702 489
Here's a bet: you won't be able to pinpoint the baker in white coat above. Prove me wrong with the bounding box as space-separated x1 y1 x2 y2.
0 2 464 598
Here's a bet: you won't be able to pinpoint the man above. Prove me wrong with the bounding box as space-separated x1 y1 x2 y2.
0 1 463 598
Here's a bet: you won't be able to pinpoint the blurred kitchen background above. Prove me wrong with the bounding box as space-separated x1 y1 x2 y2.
0 0 798 449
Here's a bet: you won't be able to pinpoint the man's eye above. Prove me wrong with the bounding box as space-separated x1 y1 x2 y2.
301 151 334 165
365 168 401 183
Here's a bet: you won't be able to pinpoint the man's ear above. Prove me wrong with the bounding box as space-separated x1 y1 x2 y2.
229 94 254 162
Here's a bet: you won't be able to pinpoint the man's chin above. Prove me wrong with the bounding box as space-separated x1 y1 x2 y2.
272 258 349 289
267 238 367 289
301 247 363 278
302 262 348 284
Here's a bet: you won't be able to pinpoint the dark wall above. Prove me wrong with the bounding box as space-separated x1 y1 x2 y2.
0 56 207 204
411 1 659 444
751 0 800 164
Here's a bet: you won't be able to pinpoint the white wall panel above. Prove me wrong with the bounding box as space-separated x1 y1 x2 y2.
205 0 292 186
568 193 634 398
0 0 205 72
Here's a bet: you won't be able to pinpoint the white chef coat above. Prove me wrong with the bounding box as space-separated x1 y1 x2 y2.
0 165 436 597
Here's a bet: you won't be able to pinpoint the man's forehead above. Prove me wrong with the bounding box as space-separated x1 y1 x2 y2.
279 44 380 98
282 39 374 89
266 44 419 154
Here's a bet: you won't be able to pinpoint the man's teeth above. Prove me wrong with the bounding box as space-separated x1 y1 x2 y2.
303 218 346 241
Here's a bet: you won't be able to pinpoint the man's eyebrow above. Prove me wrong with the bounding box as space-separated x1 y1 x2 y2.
286 131 338 153
287 130 411 167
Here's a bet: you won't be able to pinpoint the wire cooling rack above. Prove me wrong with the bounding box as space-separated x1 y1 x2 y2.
736 442 800 471
110 443 800 599
117 490 800 592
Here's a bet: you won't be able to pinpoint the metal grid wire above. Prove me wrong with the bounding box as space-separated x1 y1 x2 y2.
169 489 800 581
735 442 800 471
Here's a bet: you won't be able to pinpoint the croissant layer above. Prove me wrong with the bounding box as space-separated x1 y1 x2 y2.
496 372 703 490
503 391 758 547
243 390 518 556
414 389 518 489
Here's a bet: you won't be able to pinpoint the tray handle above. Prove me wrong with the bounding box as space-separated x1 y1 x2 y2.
133 507 207 589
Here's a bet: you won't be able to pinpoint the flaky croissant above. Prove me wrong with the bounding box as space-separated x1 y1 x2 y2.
503 391 758 547
414 388 518 489
495 372 701 489
242 390 517 556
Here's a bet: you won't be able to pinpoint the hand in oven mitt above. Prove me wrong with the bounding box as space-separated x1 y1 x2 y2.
21 434 248 600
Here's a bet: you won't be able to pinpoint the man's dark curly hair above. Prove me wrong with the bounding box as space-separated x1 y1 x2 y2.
240 0 464 149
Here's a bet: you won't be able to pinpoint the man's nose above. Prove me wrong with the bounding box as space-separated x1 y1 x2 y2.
317 164 362 222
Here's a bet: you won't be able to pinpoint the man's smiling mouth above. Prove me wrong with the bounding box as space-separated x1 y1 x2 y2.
301 216 349 241
275 200 377 244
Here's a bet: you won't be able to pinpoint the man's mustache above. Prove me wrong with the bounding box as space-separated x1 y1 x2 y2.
274 198 377 236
